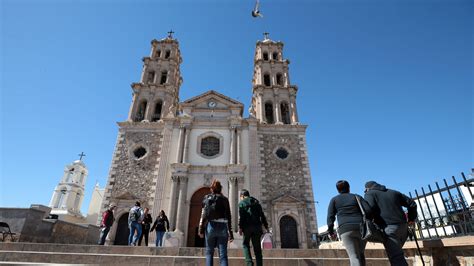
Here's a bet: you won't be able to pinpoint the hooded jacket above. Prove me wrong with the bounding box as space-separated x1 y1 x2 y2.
364 182 417 227
238 196 268 231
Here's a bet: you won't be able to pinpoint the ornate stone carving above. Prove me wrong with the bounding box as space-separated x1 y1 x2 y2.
110 131 162 204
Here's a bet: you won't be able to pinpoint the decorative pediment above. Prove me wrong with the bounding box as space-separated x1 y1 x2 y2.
182 90 243 109
272 194 304 204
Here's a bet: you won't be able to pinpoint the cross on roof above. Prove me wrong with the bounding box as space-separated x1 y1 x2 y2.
78 152 86 161
263 32 270 40
167 30 175 39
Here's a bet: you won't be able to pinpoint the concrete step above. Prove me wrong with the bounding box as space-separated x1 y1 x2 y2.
0 242 389 258
0 242 411 265
0 250 394 266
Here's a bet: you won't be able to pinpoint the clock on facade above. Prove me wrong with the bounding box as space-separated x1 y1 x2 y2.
208 101 217 108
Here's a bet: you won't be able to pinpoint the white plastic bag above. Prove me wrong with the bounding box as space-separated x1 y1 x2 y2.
261 232 273 249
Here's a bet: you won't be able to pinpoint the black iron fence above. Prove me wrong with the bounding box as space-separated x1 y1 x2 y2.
409 172 474 240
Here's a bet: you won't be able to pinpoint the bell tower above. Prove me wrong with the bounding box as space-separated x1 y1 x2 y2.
250 33 299 125
128 31 183 122
249 33 318 248
49 154 88 223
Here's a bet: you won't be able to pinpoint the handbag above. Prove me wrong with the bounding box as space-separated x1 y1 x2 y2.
355 196 386 243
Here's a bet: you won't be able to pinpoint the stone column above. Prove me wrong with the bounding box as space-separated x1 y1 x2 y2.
258 91 265 122
140 65 147 83
229 126 236 164
228 176 238 232
168 176 179 231
236 128 242 164
175 176 189 232
182 127 191 163
144 99 154 121
176 126 185 163
273 88 282 124
128 91 139 121
289 88 297 124
289 92 298 124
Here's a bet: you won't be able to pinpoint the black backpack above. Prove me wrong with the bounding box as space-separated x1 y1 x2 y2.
245 201 262 226
203 194 224 220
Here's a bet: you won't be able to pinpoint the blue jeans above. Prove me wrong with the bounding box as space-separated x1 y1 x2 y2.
98 226 110 245
128 221 142 246
155 231 165 247
383 223 408 266
205 221 229 266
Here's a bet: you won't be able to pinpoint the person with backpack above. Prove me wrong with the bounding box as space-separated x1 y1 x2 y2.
198 180 234 266
150 210 169 247
128 201 144 246
327 180 371 266
98 204 116 245
364 181 417 266
238 189 268 266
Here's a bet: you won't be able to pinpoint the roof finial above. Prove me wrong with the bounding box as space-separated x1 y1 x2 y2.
167 30 175 39
263 32 270 40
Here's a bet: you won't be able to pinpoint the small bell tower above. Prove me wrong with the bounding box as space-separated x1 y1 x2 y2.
128 31 183 122
49 153 88 222
250 33 299 125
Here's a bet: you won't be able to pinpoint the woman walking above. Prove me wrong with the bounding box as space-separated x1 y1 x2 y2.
151 210 169 247
138 207 152 246
327 180 371 266
198 180 234 266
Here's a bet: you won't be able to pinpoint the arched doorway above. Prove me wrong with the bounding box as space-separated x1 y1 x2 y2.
280 215 299 248
187 187 210 247
114 213 130 245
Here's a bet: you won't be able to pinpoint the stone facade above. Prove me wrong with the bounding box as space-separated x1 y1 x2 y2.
109 130 163 204
101 34 318 248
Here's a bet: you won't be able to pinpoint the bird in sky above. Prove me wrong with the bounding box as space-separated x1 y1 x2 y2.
252 0 263 18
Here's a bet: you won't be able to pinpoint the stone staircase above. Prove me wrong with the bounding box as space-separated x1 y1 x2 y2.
0 242 403 265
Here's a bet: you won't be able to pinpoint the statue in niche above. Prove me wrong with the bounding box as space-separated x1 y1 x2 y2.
248 104 256 118
166 103 177 118
203 174 212 187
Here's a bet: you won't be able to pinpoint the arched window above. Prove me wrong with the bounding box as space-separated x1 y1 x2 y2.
263 52 269 61
272 52 279 60
200 136 220 157
165 50 171 59
78 172 84 184
147 71 155 84
160 71 168 85
265 102 274 124
55 189 67 208
280 102 291 124
263 74 271 86
155 50 161 58
135 100 147 122
276 73 283 85
152 101 163 122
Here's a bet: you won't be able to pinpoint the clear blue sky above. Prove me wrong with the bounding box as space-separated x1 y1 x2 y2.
1 0 472 229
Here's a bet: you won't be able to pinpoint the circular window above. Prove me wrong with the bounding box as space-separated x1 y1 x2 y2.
275 147 289 160
133 147 147 159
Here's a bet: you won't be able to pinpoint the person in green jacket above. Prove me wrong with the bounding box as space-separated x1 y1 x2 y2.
238 189 269 266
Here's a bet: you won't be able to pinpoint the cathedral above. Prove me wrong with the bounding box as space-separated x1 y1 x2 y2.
101 33 318 248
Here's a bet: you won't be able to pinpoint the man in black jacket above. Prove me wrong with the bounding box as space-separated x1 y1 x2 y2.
238 189 268 266
364 181 417 266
